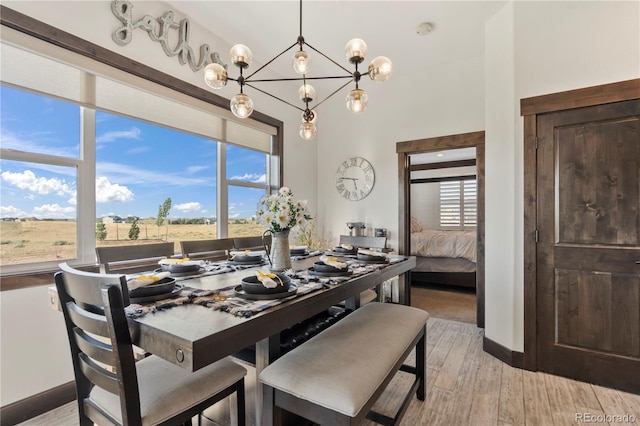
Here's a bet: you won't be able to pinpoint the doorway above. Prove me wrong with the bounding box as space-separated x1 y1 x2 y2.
522 79 640 393
397 131 485 328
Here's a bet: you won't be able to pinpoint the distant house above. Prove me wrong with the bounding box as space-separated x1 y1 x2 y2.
101 215 123 224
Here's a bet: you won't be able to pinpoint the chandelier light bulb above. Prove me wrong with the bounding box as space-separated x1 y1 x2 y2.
345 38 368 64
230 93 254 118
298 84 316 102
292 50 312 74
346 88 368 113
230 44 253 68
299 121 317 140
203 63 228 89
368 56 393 82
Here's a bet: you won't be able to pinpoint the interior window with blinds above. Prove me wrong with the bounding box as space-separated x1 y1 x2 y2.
440 180 477 228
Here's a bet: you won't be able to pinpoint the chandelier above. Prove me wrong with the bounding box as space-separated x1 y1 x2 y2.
202 0 393 140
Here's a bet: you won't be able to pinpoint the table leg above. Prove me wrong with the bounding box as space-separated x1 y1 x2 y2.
256 335 280 426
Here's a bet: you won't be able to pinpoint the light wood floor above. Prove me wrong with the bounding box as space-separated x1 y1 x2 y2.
18 318 640 426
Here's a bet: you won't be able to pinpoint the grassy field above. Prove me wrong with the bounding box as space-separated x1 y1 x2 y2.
0 219 266 266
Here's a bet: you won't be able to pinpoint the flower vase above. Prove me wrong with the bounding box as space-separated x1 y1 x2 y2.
268 229 292 272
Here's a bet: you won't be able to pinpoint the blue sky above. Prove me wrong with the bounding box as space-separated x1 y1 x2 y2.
1 85 267 220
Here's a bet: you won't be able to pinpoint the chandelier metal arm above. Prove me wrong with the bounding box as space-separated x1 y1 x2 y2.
245 82 306 113
245 41 299 81
310 79 354 111
304 41 354 75
246 75 353 83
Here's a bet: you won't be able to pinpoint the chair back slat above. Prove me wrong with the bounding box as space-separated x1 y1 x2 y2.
181 238 234 261
67 302 111 337
96 242 175 274
339 235 387 250
233 235 271 252
78 353 120 395
74 328 116 367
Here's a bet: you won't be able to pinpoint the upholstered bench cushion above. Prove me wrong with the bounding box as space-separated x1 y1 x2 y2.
260 302 429 417
91 356 246 425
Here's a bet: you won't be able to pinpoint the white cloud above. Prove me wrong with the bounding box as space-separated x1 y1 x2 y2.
186 165 208 174
96 176 134 203
97 162 209 187
96 127 142 144
32 203 76 219
229 173 266 183
1 170 75 197
174 202 202 213
0 126 77 157
0 205 28 218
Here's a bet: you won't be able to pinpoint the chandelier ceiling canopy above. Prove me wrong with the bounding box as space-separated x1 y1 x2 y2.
203 0 392 140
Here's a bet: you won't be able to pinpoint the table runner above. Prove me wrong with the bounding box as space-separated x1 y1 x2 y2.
126 256 405 319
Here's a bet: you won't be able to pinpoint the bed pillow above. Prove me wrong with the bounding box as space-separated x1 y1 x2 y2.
410 216 423 233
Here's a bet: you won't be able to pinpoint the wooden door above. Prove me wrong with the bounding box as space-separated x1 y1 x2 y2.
536 99 640 393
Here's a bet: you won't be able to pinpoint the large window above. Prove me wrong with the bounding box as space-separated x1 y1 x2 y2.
440 179 477 228
0 24 282 275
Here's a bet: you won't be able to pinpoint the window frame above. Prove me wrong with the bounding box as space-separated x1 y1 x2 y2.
0 6 283 286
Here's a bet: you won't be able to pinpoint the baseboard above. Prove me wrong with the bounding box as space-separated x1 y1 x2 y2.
483 336 524 369
0 381 75 425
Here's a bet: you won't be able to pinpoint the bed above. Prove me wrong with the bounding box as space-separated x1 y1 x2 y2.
409 217 477 289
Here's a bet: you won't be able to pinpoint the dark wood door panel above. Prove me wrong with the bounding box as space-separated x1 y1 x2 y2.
557 117 640 245
556 268 640 357
555 245 640 274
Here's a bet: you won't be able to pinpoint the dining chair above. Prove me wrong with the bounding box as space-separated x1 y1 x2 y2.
96 242 176 275
339 235 387 250
180 238 234 262
55 262 247 426
232 235 271 253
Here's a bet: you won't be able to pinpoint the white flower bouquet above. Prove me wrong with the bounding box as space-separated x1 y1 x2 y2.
256 187 312 233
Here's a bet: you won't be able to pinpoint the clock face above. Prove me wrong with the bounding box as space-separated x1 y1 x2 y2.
335 157 375 200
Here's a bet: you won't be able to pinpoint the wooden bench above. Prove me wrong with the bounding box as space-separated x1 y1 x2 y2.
260 302 428 425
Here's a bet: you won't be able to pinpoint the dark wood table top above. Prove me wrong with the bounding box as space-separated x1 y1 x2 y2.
129 255 416 371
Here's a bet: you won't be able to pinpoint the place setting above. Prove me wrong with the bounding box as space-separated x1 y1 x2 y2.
126 271 184 304
227 250 267 266
324 243 358 257
354 248 390 264
307 255 353 278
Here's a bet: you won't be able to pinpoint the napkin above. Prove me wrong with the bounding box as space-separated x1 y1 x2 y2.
319 255 348 269
128 271 171 290
340 243 354 250
358 249 387 257
230 250 265 258
158 258 204 266
255 271 285 288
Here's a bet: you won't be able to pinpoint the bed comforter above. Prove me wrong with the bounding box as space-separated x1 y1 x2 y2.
410 229 476 263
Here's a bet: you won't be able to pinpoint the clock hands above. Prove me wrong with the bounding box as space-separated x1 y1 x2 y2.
338 177 359 190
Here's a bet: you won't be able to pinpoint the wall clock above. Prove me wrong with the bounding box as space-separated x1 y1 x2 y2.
335 157 375 200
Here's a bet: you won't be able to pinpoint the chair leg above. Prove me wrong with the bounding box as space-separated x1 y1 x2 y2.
236 379 246 426
416 328 426 401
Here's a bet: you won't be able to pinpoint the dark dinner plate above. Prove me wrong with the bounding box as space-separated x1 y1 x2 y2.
333 246 357 254
234 284 297 300
231 255 263 264
129 283 182 304
290 249 308 256
313 261 348 273
160 263 201 273
307 267 353 277
241 274 291 294
357 253 388 262
129 277 176 298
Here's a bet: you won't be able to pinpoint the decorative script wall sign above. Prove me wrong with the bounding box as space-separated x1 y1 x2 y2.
110 0 227 72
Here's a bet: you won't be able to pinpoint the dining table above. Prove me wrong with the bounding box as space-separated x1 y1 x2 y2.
124 252 416 424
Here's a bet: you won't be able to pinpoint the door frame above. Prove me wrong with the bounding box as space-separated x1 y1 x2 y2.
521 78 640 371
396 131 485 328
